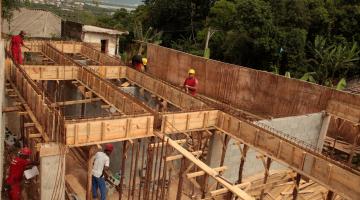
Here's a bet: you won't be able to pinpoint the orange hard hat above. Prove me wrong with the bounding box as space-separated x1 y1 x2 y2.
104 144 114 152
20 147 32 156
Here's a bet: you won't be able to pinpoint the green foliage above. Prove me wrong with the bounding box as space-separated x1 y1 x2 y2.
11 0 360 88
307 36 360 85
2 0 21 22
336 78 347 90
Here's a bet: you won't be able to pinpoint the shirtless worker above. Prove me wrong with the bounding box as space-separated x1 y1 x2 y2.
10 31 31 64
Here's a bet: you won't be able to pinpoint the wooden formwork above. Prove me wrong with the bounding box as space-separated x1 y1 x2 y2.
50 41 83 54
41 43 75 65
326 99 360 124
88 65 126 79
126 67 209 110
22 65 78 80
21 65 126 80
65 115 154 146
23 40 46 52
80 43 122 66
77 67 148 115
216 111 360 200
6 58 64 142
160 110 218 133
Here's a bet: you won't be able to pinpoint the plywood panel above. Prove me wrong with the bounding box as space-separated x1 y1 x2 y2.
65 116 154 146
161 110 218 133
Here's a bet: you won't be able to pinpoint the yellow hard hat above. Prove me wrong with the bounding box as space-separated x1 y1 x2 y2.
142 58 148 65
188 68 195 74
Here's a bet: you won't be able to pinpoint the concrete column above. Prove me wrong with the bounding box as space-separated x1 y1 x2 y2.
40 143 66 200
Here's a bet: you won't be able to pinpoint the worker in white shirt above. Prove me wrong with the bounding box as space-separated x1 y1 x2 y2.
92 144 114 200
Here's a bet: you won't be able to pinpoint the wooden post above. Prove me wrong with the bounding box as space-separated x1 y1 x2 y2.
292 173 302 200
176 158 186 200
326 191 334 200
237 145 249 184
119 141 128 200
347 129 360 166
259 157 272 200
87 146 98 200
216 134 230 189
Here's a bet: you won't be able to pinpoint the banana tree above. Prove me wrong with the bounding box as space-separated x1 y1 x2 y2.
306 36 360 85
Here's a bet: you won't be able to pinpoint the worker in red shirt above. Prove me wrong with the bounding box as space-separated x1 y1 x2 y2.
183 69 198 95
10 31 31 64
4 147 33 200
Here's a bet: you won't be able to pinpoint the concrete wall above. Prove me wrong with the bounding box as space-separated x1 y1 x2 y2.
83 32 118 56
257 112 324 147
207 134 285 183
207 112 326 183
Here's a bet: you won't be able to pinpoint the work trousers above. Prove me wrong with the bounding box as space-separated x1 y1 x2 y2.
92 175 107 200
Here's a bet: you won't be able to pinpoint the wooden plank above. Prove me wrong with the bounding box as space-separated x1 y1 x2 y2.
51 97 102 107
2 106 21 113
166 151 203 162
154 131 255 200
161 110 218 133
326 100 360 123
65 115 154 146
187 166 228 179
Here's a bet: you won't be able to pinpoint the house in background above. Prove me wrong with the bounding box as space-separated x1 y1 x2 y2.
62 20 128 56
1 8 127 56
2 8 62 38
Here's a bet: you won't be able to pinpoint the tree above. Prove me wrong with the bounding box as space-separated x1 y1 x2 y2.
306 36 360 86
2 0 20 24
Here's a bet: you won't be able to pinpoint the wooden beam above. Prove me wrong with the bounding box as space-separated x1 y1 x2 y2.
51 97 102 107
187 166 227 179
166 151 203 162
29 133 42 138
154 131 254 200
24 122 35 128
150 139 187 148
65 116 154 146
210 182 251 197
2 106 21 113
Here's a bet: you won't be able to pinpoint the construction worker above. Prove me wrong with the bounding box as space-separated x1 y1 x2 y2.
131 54 144 71
142 57 148 72
10 31 31 64
183 68 198 96
92 143 114 200
4 147 33 200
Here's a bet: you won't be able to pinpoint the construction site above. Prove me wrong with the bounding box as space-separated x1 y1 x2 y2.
0 35 359 200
